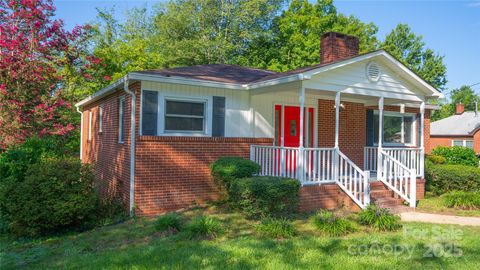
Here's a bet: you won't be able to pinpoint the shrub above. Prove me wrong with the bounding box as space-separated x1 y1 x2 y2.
426 154 446 165
228 176 300 218
184 215 223 239
425 164 480 195
443 191 480 209
210 157 260 189
256 218 296 239
359 205 401 231
310 210 357 236
431 146 478 167
155 213 183 232
0 157 97 236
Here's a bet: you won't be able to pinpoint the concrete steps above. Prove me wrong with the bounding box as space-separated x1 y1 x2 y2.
369 181 413 213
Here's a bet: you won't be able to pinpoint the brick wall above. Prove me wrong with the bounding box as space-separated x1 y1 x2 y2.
81 82 140 207
134 136 273 216
317 99 366 167
428 135 480 154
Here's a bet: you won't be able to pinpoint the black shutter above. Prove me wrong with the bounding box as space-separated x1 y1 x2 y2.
366 109 374 146
141 91 158 135
212 96 225 137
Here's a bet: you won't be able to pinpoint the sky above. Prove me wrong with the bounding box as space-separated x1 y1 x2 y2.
54 0 480 94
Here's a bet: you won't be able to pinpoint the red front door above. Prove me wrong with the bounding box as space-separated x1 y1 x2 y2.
284 106 301 147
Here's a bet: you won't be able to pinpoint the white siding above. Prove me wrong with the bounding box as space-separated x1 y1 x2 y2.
141 81 252 137
304 59 425 102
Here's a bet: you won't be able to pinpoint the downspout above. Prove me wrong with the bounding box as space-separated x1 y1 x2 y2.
123 75 137 216
76 106 83 161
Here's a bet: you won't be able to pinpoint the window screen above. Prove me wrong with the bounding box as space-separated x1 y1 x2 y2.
165 100 205 132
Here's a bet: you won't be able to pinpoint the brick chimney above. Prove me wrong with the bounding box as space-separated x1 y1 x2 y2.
456 103 465 115
320 32 359 64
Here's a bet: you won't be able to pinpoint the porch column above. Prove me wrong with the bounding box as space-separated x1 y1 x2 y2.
334 92 341 148
298 85 305 181
420 101 425 177
377 97 384 178
334 92 341 182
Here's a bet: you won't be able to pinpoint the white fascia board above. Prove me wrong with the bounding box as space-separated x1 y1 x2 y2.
245 74 304 90
75 76 127 108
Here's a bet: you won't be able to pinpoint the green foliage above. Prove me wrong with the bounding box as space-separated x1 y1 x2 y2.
310 210 357 236
247 0 379 71
184 215 223 239
426 164 480 195
210 157 261 189
431 146 478 167
229 176 300 218
426 154 446 165
155 213 183 232
256 218 296 239
381 24 447 90
443 191 480 210
0 157 97 237
359 205 401 231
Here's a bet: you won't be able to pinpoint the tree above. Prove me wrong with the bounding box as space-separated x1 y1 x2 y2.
153 0 286 67
0 0 91 148
381 24 447 91
244 0 379 71
431 86 479 121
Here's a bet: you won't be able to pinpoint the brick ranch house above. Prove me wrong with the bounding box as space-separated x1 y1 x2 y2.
429 103 480 154
76 32 442 216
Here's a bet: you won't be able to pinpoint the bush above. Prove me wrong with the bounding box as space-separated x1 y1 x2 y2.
210 157 260 189
431 146 478 167
0 157 97 236
426 154 446 165
229 176 300 218
359 205 401 231
155 213 183 232
443 191 480 209
184 215 223 239
256 218 296 239
425 164 480 195
310 210 357 236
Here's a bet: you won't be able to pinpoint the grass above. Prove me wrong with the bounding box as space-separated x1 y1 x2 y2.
2 205 480 269
417 193 480 217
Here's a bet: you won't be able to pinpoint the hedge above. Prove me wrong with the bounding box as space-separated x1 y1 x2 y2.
431 146 478 167
210 157 260 189
425 164 480 195
0 157 98 236
229 176 300 218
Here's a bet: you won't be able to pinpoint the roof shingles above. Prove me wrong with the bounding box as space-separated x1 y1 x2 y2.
430 112 480 136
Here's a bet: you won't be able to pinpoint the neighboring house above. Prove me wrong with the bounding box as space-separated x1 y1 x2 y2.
429 103 480 154
76 32 442 216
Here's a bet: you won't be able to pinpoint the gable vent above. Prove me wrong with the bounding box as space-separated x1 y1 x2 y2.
366 62 381 82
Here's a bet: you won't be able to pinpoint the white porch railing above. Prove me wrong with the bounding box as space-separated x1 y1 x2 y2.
364 147 423 177
378 150 416 207
250 145 370 209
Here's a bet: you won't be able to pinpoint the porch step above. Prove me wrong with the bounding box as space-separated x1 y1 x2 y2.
369 180 414 213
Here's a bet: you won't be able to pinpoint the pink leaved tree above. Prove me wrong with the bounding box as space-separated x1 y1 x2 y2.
0 0 101 149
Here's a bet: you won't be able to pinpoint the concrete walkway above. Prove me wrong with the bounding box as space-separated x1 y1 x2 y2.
400 212 480 226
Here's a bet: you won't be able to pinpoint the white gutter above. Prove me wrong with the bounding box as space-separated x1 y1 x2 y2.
123 75 137 216
76 106 83 161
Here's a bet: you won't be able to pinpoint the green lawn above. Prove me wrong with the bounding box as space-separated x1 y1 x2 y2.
417 193 480 217
1 205 480 270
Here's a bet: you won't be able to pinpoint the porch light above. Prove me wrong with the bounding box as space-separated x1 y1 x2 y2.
334 103 345 111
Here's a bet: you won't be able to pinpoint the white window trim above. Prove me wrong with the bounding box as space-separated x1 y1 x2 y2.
98 106 103 133
118 96 125 143
88 110 92 141
373 110 417 147
163 97 207 135
140 89 213 137
451 139 474 148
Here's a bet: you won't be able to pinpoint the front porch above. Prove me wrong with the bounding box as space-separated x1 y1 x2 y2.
249 85 427 210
